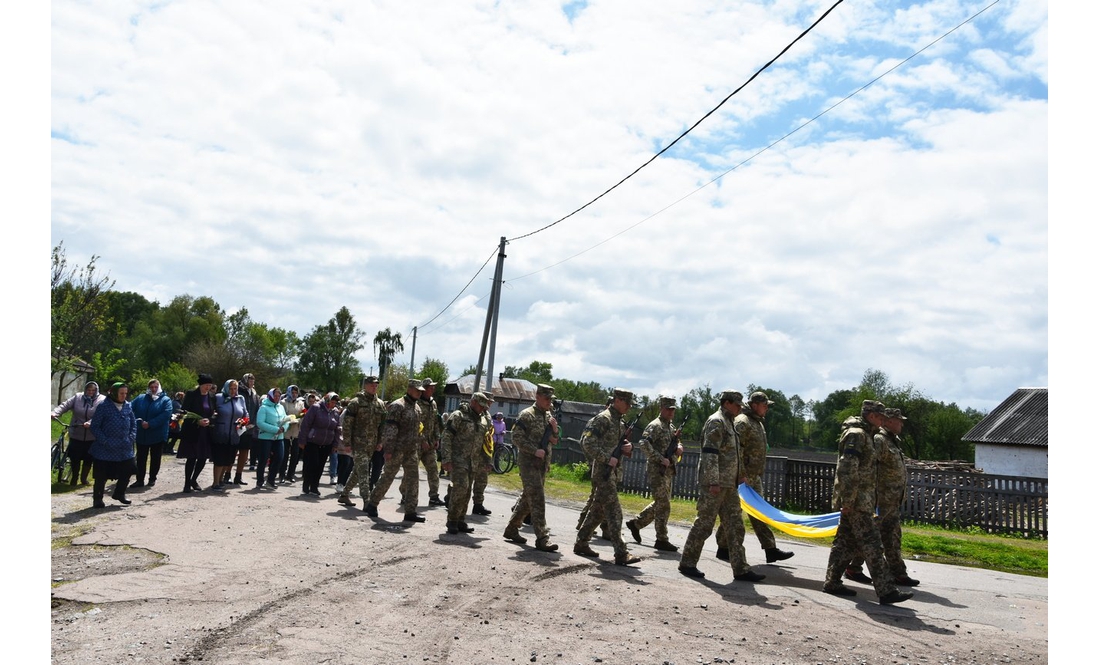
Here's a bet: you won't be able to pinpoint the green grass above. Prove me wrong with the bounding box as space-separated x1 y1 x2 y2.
488 464 1048 578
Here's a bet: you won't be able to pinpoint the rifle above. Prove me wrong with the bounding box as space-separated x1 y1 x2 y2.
605 412 642 480
664 411 690 472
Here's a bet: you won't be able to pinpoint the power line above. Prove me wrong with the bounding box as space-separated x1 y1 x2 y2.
414 245 498 330
506 0 847 243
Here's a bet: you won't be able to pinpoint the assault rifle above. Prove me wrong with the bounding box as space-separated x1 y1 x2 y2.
605 412 642 480
664 411 690 472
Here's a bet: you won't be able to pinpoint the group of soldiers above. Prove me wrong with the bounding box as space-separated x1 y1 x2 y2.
337 376 917 605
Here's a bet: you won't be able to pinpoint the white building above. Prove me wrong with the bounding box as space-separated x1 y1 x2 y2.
963 388 1047 479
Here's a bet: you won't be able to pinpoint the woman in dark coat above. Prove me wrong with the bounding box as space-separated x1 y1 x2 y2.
212 379 247 490
51 380 106 486
88 382 138 508
298 392 342 497
177 373 217 493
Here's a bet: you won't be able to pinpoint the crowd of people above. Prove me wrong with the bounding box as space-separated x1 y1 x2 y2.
52 375 918 604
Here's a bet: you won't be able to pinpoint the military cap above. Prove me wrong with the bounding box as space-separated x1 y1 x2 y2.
408 379 423 391
861 399 887 414
612 388 635 404
362 375 380 384
420 378 435 388
471 392 492 408
536 384 555 397
884 407 907 420
719 390 744 405
658 394 678 409
748 391 774 406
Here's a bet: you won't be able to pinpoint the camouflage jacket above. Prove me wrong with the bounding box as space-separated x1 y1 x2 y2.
833 416 877 512
581 407 624 480
441 402 490 463
874 429 907 507
637 415 676 475
698 408 740 488
734 411 768 481
418 396 443 447
380 394 423 454
512 404 556 464
342 390 387 450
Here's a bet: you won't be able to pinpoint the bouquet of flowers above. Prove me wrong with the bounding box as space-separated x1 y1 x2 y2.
235 416 250 437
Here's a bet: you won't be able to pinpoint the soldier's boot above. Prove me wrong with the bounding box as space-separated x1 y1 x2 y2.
614 552 642 566
734 569 766 582
573 542 600 558
626 519 642 544
654 539 679 552
472 503 492 516
716 547 730 561
457 522 475 533
844 567 873 584
878 589 914 605
895 574 920 586
765 547 794 563
429 495 446 507
823 583 857 596
503 526 527 544
403 512 426 523
446 521 460 535
363 502 378 517
535 538 559 553
678 565 705 579
337 495 355 506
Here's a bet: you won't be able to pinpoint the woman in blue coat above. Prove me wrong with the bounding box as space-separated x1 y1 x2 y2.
89 382 138 508
130 378 174 488
212 379 248 491
254 388 288 489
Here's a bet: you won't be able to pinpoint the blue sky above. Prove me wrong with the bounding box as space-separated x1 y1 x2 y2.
39 0 1050 414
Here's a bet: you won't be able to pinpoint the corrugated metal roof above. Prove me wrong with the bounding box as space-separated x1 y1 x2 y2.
962 388 1047 448
446 375 538 401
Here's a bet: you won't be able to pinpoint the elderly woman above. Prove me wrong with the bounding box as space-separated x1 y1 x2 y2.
280 385 306 483
178 374 217 492
254 387 287 489
298 391 341 497
52 380 106 486
88 382 138 508
212 379 248 491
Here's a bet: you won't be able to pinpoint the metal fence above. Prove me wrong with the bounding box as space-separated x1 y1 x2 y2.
551 442 1048 538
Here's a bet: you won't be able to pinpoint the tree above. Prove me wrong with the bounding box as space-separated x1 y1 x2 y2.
548 378 608 405
746 385 793 447
459 364 479 377
503 360 553 384
373 328 405 395
417 357 450 386
128 295 227 372
51 242 116 403
678 385 718 444
295 307 365 393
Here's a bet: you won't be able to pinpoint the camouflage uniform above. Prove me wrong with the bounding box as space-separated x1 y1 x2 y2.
629 408 677 542
399 392 442 502
441 396 491 526
823 408 900 598
734 408 777 550
849 423 910 578
367 386 424 513
506 390 557 546
340 381 387 502
679 400 752 576
575 399 631 559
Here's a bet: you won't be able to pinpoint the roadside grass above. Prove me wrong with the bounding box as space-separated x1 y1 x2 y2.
488 464 1048 578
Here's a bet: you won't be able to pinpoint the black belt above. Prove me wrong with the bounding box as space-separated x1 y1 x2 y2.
702 446 720 455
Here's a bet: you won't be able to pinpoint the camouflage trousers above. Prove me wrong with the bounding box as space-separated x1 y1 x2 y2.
401 445 440 500
473 454 490 505
446 453 476 523
369 444 420 511
341 444 376 500
633 468 673 540
848 507 907 578
507 455 551 542
825 510 898 597
681 487 750 576
576 474 628 557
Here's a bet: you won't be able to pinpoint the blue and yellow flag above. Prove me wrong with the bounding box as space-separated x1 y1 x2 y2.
738 483 839 538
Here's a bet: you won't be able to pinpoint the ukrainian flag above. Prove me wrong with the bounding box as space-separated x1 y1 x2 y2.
738 483 839 538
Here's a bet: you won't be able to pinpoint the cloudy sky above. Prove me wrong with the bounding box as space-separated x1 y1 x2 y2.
45 0 1049 412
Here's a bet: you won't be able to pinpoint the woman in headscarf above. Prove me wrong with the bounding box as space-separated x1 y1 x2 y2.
177 373 217 493
280 385 305 483
298 391 341 497
254 387 287 489
88 382 138 508
51 380 106 486
211 379 247 491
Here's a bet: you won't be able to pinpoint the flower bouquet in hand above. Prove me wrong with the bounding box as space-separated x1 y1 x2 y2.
235 416 250 437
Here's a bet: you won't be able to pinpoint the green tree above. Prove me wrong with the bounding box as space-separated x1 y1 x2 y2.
128 294 226 372
459 364 479 377
381 363 410 402
503 360 553 384
295 307 365 394
678 384 718 444
548 378 608 404
746 385 793 447
51 242 116 403
416 357 450 386
373 327 405 395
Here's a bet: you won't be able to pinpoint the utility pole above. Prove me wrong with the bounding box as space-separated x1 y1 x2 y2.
474 237 507 396
408 326 418 376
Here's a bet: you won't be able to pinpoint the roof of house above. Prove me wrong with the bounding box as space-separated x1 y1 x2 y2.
962 388 1047 448
445 375 538 401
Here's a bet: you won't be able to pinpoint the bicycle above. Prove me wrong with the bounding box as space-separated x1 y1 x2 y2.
492 442 516 474
51 419 72 484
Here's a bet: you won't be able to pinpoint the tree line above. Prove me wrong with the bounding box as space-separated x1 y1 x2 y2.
52 243 984 462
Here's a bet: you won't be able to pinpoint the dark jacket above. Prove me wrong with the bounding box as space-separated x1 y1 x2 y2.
89 399 137 462
131 391 174 445
299 402 341 446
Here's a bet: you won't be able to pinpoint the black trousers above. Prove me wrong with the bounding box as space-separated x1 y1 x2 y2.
301 443 332 493
134 442 164 483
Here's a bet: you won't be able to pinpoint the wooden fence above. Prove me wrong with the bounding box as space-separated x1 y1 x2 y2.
550 442 1047 538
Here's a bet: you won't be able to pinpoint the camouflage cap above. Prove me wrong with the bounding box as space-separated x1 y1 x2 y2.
658 394 678 409
407 379 423 391
719 390 744 405
471 392 492 408
884 407 908 420
748 391 775 406
536 383 555 397
362 375 380 384
861 399 887 414
420 378 435 388
612 388 635 404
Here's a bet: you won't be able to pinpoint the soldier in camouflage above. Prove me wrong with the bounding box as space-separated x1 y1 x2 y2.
470 391 495 516
440 392 492 534
677 391 765 582
503 384 560 552
337 376 387 508
733 391 794 563
845 407 919 586
574 388 641 566
401 378 445 507
625 395 682 552
363 379 426 523
822 400 912 604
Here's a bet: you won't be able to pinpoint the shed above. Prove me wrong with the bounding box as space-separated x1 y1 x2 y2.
963 388 1047 479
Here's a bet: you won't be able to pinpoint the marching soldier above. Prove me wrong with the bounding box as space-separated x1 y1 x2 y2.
625 394 682 552
363 379 425 523
504 384 560 552
733 391 794 563
440 392 492 534
337 376 387 508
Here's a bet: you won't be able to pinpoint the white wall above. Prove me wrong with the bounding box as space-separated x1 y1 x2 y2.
974 444 1048 478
